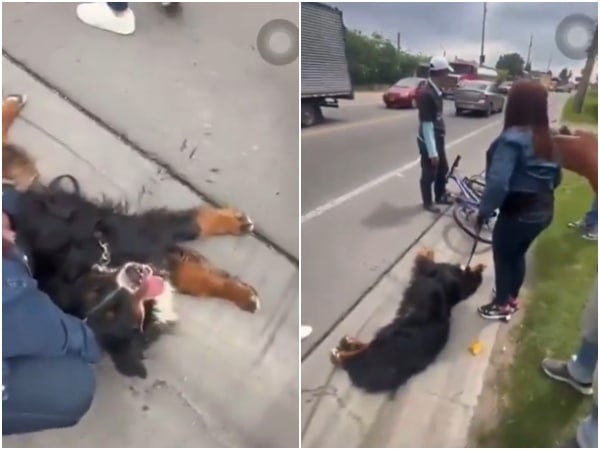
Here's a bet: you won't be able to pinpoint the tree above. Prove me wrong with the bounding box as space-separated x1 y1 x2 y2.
345 29 430 86
495 53 525 78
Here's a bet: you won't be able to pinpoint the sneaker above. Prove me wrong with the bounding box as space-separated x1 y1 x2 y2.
76 3 135 35
478 302 512 321
541 358 593 395
435 194 453 206
301 325 313 340
490 289 519 312
423 204 441 214
582 230 598 241
568 219 584 229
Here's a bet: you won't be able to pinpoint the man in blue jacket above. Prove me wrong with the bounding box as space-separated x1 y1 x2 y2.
2 184 101 435
416 56 453 213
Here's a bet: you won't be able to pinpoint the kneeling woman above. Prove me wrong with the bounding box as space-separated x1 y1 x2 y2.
477 80 561 321
3 186 101 435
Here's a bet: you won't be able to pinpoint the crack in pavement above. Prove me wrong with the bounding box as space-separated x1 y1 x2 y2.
302 384 368 437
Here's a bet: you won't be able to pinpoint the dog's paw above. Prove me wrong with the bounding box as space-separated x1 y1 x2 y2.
415 247 434 261
197 207 254 236
4 94 27 111
330 348 341 365
337 335 352 351
227 278 260 313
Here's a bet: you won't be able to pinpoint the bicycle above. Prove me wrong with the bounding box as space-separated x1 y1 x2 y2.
446 155 497 244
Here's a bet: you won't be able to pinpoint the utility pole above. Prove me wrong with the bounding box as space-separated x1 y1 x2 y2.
479 2 487 65
573 22 598 114
546 54 552 73
397 32 401 52
525 35 533 73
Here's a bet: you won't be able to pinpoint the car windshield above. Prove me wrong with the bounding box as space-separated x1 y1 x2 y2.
394 78 421 88
459 81 489 91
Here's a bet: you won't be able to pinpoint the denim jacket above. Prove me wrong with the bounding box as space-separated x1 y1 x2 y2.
2 187 101 398
478 127 562 218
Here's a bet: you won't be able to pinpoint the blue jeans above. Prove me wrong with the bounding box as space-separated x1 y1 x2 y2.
577 404 598 448
583 196 598 231
492 210 551 305
3 356 96 435
107 2 128 12
569 338 597 384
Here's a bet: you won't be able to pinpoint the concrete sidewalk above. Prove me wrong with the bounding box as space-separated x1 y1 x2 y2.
2 55 298 447
301 211 499 448
3 2 299 257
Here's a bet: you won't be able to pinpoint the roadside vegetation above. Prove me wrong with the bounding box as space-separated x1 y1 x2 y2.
562 87 598 126
476 104 597 447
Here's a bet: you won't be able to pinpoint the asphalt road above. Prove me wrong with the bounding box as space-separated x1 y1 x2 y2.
301 92 569 354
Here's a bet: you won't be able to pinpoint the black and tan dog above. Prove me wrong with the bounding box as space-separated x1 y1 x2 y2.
2 95 259 378
330 248 484 393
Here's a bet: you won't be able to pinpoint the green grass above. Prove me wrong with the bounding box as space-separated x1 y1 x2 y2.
562 88 598 126
478 172 597 447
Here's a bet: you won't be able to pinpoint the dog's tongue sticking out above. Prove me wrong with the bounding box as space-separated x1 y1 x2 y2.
139 275 165 300
134 274 166 331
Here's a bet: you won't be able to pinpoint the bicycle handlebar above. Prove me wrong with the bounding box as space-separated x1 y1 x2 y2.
446 155 461 181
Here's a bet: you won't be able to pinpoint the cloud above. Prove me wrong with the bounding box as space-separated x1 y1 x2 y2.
328 2 597 77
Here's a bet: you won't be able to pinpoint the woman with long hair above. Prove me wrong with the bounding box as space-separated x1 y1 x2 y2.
476 80 562 321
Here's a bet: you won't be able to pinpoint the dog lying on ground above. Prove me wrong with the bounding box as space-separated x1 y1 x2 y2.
2 95 259 378
330 248 484 393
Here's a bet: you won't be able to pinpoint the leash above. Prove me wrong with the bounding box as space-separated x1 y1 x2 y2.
465 226 481 268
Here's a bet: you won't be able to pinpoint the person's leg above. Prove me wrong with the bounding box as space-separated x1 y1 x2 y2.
76 2 135 35
479 214 515 320
582 196 597 229
417 139 438 212
433 135 451 204
3 356 96 435
509 218 551 300
576 404 598 448
582 196 598 241
107 2 128 12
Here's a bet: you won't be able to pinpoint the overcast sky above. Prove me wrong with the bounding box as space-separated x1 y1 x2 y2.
328 2 597 77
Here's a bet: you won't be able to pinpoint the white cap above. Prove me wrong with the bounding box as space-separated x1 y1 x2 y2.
429 56 454 73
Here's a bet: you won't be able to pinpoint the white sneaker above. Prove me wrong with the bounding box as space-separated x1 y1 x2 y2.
76 3 135 35
301 325 313 340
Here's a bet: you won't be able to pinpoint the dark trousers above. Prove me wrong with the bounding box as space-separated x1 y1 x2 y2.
418 134 449 206
107 2 128 12
492 211 551 305
3 356 96 435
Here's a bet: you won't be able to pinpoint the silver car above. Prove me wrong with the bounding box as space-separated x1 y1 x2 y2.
454 80 505 117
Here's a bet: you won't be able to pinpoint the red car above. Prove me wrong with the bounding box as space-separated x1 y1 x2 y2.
383 77 427 109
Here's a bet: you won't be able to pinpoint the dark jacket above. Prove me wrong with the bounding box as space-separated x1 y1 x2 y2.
2 187 101 396
478 127 562 218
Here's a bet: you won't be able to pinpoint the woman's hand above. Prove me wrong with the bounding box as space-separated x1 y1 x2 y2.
553 130 598 193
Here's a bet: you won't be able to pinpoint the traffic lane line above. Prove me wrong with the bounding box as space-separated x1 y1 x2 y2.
301 119 503 224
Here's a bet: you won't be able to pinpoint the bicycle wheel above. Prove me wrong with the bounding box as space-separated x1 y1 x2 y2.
452 204 494 244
